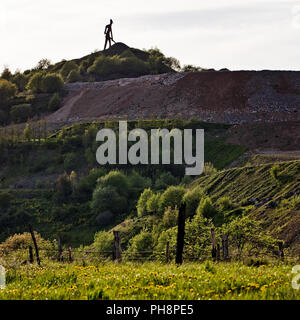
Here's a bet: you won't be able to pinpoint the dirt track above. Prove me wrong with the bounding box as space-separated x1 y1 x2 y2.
47 70 300 124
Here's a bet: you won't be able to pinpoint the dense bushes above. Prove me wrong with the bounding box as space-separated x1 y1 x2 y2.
159 186 186 214
10 104 32 123
42 73 64 93
60 61 79 79
48 93 61 111
27 72 63 93
88 54 150 78
0 79 17 107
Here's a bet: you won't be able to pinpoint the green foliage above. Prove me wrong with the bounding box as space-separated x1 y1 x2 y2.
54 173 73 203
92 231 113 255
127 171 151 199
183 186 204 217
146 193 161 214
224 216 277 258
1 67 13 81
196 197 217 219
98 170 129 197
41 73 64 93
154 172 179 190
63 153 78 172
162 207 178 228
0 79 17 107
159 186 186 214
88 54 150 78
217 196 233 211
26 72 45 93
270 165 280 180
137 188 154 217
67 69 81 83
203 162 217 176
91 186 127 216
48 93 61 112
126 230 155 258
0 192 12 211
10 104 32 123
60 61 79 79
12 72 28 91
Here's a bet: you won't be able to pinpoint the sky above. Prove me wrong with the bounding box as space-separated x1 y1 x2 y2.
1 0 300 73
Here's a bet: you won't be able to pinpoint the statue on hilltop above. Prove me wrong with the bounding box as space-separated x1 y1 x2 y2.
104 19 115 50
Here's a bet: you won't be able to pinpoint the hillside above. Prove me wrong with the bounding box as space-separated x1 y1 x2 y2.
47 70 300 124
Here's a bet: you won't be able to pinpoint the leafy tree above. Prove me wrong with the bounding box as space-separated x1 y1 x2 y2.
26 72 45 93
36 58 51 70
162 207 178 228
137 188 154 217
60 61 79 79
0 79 17 107
91 185 127 215
92 231 114 256
196 197 217 219
126 230 155 258
12 71 27 91
1 67 12 81
224 216 277 258
159 185 186 214
42 73 64 93
98 170 129 197
183 186 204 217
146 193 161 214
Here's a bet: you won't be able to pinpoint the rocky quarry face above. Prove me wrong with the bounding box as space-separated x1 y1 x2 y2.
47 70 300 124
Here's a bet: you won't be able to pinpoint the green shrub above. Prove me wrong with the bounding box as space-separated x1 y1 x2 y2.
162 207 178 228
154 172 179 190
26 72 45 93
12 72 27 91
0 79 17 107
60 61 79 79
42 73 64 93
98 170 129 197
92 231 114 256
91 186 127 215
10 104 32 123
217 196 232 211
137 188 154 217
67 69 81 83
270 165 280 180
64 153 78 172
196 197 217 219
183 186 204 217
146 193 161 214
126 230 155 258
159 185 186 214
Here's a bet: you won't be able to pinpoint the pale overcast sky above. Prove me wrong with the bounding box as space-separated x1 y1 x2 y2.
1 0 300 72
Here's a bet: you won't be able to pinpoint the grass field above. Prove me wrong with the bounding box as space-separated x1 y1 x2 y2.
0 261 299 300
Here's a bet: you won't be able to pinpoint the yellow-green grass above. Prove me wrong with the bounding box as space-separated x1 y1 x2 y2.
0 261 299 300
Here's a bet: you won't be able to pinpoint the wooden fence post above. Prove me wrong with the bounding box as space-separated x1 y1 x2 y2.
29 246 34 264
166 241 170 263
113 231 122 262
29 225 40 266
278 241 284 261
176 204 186 265
68 245 73 263
211 228 217 260
216 244 221 261
222 234 229 261
57 236 63 262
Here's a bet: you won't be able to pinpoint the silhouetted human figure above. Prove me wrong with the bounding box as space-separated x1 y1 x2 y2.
104 19 114 50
